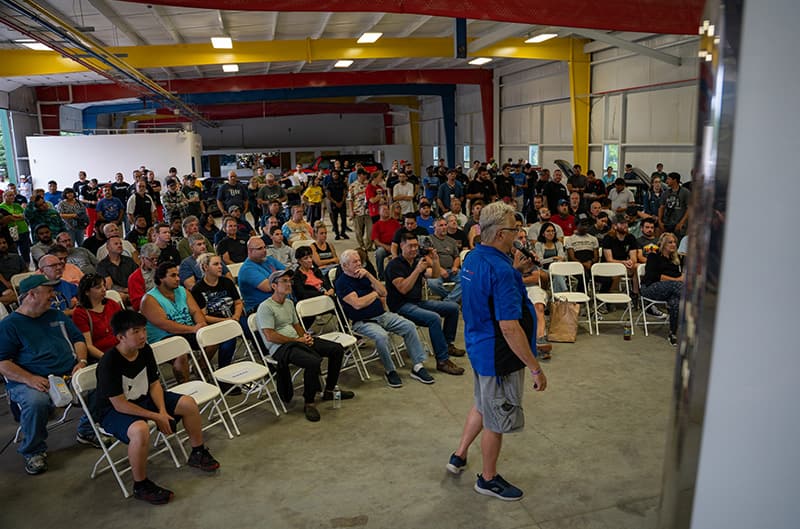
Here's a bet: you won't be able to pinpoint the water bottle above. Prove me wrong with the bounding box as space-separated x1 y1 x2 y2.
623 327 632 341
333 385 342 409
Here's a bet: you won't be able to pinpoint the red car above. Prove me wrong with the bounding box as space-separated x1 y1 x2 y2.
302 155 382 175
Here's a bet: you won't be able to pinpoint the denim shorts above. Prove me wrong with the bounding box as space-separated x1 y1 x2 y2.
473 370 525 434
100 391 182 444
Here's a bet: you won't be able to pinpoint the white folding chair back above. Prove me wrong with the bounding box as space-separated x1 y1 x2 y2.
151 336 233 440
591 262 635 335
295 296 367 380
104 289 125 308
549 261 593 334
0 303 8 321
196 320 281 435
291 239 315 250
10 272 37 298
227 262 243 282
72 365 181 498
634 264 669 336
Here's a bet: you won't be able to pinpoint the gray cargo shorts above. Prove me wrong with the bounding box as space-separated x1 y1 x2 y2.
473 369 525 434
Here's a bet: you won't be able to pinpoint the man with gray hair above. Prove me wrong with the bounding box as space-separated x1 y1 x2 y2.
179 233 232 290
96 222 139 264
334 248 435 388
177 215 214 260
128 243 160 311
55 231 97 275
446 201 547 501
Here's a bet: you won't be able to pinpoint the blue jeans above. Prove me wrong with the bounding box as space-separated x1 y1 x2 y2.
6 381 53 458
396 300 459 362
375 247 390 280
352 312 426 372
427 271 462 303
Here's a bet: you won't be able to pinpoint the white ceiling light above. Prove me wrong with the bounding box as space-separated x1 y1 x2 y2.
525 33 558 44
334 60 354 68
222 64 239 73
357 32 383 44
15 39 52 51
211 37 233 49
468 57 492 66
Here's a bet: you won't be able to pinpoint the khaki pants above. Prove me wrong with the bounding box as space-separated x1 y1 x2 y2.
353 214 373 250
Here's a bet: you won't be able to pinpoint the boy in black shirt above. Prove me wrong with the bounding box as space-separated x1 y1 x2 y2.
96 310 220 505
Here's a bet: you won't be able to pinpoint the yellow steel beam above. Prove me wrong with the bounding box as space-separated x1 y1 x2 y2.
0 37 579 77
568 38 591 169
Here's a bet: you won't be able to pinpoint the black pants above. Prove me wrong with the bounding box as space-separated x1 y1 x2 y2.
329 205 348 236
272 338 345 404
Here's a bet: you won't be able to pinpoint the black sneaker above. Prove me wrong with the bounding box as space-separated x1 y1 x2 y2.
24 453 47 475
385 370 403 388
647 306 668 319
133 479 174 505
304 404 321 422
668 333 678 346
474 473 523 501
341 233 350 240
321 389 355 400
187 446 220 472
446 453 467 474
410 366 435 384
76 431 103 449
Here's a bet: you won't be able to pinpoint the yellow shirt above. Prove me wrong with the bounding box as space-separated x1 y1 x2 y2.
303 185 323 204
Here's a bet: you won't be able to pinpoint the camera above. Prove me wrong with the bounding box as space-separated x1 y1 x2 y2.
418 236 433 257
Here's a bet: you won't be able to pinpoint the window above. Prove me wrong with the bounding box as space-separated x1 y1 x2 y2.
432 146 440 164
0 110 12 182
603 144 620 175
528 144 539 167
463 145 471 165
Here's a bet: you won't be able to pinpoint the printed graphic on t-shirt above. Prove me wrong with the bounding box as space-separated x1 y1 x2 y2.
122 367 149 401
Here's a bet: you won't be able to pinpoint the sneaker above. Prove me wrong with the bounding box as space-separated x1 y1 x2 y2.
385 370 403 388
76 431 104 449
535 336 552 354
447 343 466 357
133 479 174 505
24 453 47 475
446 453 467 474
304 404 321 422
668 333 678 346
321 389 355 400
647 306 668 319
334 235 342 240
410 366 435 384
187 446 220 472
436 359 465 375
474 473 524 501
341 234 350 240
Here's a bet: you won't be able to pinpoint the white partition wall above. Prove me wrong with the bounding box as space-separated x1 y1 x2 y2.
26 131 202 189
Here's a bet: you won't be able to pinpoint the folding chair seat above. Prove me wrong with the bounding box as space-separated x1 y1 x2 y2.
591 262 635 335
196 320 281 435
634 265 670 336
226 262 243 283
151 336 234 441
548 261 593 335
72 365 182 498
104 289 126 309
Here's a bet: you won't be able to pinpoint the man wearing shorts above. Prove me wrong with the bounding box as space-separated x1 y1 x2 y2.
446 202 547 501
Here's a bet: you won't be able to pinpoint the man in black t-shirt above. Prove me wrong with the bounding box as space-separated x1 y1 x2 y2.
601 215 639 295
215 217 248 264
390 213 430 258
96 310 220 505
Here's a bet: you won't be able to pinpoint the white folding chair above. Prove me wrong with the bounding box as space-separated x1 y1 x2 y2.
634 265 669 336
8 382 74 444
591 262 635 335
151 336 234 441
72 365 182 498
104 289 126 308
245 313 289 412
291 239 315 251
10 271 37 299
196 320 281 435
0 303 8 320
226 262 243 282
549 262 593 335
295 296 368 381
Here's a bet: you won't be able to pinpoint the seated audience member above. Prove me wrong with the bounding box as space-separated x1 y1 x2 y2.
416 200 435 234
266 225 294 267
514 230 552 358
310 221 339 273
462 200 484 239
25 195 67 243
567 191 585 217
31 224 56 265
191 253 243 372
73 273 123 361
609 178 635 214
334 249 433 388
56 231 97 275
370 204 400 280
444 214 469 252
140 262 207 383
0 274 91 475
534 222 567 293
47 245 82 286
637 217 660 260
96 309 219 504
641 232 684 346
257 269 354 422
227 205 256 239
179 234 231 291
426 218 463 303
550 199 576 237
37 253 78 315
282 205 314 245
528 207 564 242
198 213 219 243
443 196 467 228
125 215 150 250
238 237 286 314
588 211 610 237
98 222 139 264
128 243 161 311
260 199 287 229
292 245 334 301
176 215 213 260
152 223 181 265
391 213 430 259
565 215 600 292
216 216 249 265
96 236 137 304
385 233 465 376
601 215 640 291
0 236 26 305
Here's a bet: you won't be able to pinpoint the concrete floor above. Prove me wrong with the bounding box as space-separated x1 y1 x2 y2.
0 226 676 528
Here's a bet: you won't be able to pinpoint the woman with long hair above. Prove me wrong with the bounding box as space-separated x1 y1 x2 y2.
534 222 567 293
72 273 123 362
641 232 684 345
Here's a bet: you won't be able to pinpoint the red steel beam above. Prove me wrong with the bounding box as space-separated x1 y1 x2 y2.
122 0 704 35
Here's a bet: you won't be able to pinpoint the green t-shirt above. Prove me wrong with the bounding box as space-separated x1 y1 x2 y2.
256 296 299 355
0 202 28 234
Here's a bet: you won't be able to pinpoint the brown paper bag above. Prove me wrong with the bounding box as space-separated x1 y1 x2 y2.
548 300 580 342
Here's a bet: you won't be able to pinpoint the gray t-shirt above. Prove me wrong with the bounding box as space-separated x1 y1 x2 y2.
609 187 635 212
426 234 459 270
267 244 294 267
660 186 691 225
256 296 299 355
